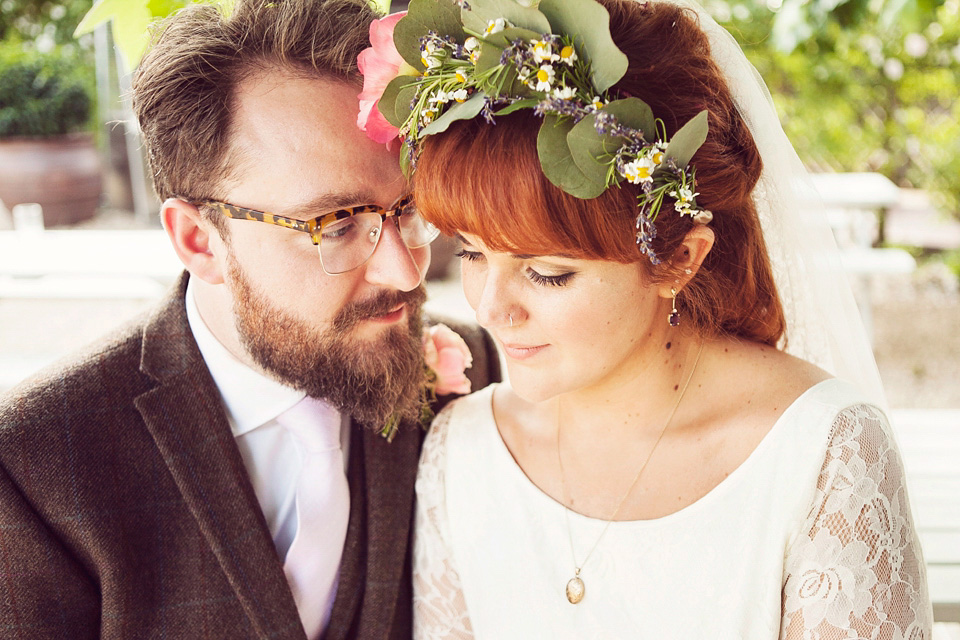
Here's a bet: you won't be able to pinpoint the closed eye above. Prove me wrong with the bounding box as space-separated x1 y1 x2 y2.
455 248 484 262
526 268 574 287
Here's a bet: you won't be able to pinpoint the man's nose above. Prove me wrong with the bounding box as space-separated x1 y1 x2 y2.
362 219 428 291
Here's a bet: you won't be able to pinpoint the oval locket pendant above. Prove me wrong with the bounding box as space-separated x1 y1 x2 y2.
566 576 585 604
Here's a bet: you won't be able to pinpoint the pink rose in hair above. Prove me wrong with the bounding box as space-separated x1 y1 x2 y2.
357 12 408 145
423 324 474 396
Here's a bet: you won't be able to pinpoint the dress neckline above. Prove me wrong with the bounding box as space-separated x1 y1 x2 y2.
476 377 843 527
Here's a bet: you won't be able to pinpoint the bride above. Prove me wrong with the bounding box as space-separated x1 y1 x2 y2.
358 0 933 636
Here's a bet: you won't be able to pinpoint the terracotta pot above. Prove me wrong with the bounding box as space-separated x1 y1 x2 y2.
0 133 102 227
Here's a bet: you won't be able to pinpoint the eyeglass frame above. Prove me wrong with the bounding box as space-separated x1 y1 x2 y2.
189 194 439 274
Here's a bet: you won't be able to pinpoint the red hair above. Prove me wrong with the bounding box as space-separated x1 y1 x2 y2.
414 0 786 346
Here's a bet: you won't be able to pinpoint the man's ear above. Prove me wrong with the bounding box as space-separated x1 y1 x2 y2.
161 198 226 285
658 225 715 299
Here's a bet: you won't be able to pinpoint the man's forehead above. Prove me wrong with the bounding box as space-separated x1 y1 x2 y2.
223 70 406 215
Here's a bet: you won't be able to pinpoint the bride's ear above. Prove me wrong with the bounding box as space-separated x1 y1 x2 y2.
658 225 714 298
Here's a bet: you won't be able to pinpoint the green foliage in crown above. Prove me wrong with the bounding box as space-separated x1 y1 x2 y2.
376 0 712 263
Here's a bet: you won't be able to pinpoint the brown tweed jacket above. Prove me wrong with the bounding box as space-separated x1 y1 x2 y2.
0 273 500 640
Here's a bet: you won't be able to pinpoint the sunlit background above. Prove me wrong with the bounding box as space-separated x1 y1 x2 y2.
0 0 958 629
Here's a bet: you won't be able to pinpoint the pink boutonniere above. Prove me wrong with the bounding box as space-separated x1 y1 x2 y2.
357 12 413 147
380 323 474 442
423 323 474 396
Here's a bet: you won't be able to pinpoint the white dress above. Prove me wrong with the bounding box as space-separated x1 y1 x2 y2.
413 380 933 639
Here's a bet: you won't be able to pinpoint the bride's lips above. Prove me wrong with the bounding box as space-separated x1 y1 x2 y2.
500 342 549 360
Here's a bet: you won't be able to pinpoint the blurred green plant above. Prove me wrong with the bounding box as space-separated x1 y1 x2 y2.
0 0 94 45
0 42 94 137
708 0 960 219
75 0 389 71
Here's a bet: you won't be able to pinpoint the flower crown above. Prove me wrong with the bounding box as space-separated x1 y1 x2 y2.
357 0 713 264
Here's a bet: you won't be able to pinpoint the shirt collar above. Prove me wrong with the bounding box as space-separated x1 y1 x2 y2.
185 277 305 436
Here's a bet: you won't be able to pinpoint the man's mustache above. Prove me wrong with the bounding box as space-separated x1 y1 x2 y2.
333 285 427 332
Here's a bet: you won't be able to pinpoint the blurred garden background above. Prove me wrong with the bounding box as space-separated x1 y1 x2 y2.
1 0 959 627
1 0 959 406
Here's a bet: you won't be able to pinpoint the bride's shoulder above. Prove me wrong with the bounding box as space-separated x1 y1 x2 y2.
690 338 833 442
428 382 499 438
705 337 831 405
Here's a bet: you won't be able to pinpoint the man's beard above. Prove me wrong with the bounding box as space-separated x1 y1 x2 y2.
227 257 427 429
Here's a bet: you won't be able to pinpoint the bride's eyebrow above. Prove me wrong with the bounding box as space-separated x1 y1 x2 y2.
454 234 574 260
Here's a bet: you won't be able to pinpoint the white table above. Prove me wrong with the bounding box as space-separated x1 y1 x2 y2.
0 230 182 298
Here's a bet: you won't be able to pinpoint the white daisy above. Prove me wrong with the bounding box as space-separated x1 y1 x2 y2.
559 45 578 65
622 157 657 184
535 64 555 92
485 18 506 35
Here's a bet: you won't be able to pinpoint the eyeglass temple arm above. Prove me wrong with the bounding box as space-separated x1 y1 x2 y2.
196 200 320 242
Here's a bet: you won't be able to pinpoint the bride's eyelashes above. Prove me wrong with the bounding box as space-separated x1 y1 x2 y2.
525 268 574 287
454 248 481 262
456 248 575 287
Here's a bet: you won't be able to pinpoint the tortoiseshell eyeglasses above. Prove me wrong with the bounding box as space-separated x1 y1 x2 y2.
192 194 439 275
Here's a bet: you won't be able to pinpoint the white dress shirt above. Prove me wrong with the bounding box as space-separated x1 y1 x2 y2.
184 278 350 561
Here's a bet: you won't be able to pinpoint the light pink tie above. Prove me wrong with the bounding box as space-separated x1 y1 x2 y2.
276 396 350 639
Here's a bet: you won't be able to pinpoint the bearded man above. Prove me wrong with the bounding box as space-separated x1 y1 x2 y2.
0 1 499 638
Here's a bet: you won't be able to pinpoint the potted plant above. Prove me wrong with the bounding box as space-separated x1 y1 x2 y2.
0 43 102 226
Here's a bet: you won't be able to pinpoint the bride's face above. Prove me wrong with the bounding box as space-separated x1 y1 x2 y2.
458 232 668 403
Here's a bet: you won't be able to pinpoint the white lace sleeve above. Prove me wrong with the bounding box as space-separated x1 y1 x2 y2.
413 406 475 640
781 404 934 639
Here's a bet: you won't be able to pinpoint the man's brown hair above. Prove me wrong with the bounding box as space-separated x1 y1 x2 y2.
133 0 378 209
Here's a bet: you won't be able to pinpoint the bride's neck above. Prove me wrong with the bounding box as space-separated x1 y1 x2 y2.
551 332 706 441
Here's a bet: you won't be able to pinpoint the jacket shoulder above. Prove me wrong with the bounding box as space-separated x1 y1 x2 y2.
0 311 153 436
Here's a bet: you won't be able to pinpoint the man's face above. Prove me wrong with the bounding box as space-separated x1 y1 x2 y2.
213 70 431 427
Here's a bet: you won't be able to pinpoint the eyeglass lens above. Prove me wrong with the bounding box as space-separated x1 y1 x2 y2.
317 202 438 274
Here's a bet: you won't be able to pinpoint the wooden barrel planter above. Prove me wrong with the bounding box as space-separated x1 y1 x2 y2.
0 133 102 227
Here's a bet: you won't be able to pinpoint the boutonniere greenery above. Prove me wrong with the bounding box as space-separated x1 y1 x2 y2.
380 323 474 441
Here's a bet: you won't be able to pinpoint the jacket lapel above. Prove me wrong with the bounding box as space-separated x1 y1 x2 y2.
135 273 305 639
327 420 422 640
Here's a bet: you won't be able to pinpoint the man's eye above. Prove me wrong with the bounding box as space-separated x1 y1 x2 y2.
321 218 358 241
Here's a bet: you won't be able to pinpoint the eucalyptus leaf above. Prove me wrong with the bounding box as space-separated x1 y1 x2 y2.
567 98 658 184
665 110 709 168
421 92 487 135
605 98 657 141
377 75 419 128
493 98 540 116
400 138 414 179
480 25 542 50
462 0 551 35
566 112 616 185
394 84 421 127
537 115 607 199
394 0 465 71
538 0 627 93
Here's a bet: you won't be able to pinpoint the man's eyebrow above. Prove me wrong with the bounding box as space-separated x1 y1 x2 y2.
292 192 381 218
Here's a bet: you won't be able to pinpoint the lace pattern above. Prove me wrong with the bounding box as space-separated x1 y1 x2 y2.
413 406 475 639
414 398 932 638
781 404 933 639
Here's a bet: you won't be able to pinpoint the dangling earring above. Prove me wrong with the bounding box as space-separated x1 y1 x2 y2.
668 288 680 327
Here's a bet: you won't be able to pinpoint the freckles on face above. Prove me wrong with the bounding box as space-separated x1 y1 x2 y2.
458 233 659 397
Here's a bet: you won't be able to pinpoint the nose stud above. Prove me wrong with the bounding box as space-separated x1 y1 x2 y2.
509 314 513 327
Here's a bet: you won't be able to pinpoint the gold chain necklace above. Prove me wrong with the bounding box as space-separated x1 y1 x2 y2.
556 340 704 605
